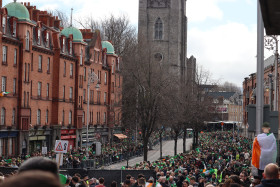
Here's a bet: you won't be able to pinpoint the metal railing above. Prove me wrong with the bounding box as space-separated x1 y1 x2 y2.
60 148 143 169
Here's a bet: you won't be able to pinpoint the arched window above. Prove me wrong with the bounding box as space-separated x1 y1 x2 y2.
12 108 16 125
1 107 5 125
155 18 163 40
80 49 83 65
26 31 30 50
37 109 41 125
46 109 49 124
69 110 72 125
82 111 85 124
2 17 6 34
62 110 65 125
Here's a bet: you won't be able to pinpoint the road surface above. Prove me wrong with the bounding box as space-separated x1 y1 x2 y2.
104 138 192 169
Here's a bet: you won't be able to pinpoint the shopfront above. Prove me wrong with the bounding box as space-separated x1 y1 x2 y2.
60 129 76 151
29 130 51 153
0 131 18 157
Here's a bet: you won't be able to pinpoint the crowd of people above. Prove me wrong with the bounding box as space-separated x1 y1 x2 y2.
0 130 279 187
0 141 145 169
0 131 172 169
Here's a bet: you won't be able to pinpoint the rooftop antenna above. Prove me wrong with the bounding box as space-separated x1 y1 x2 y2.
70 8 73 27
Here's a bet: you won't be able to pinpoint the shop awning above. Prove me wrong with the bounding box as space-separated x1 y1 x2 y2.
114 134 127 139
259 0 280 35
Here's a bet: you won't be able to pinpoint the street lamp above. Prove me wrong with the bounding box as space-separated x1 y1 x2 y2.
268 73 273 111
86 70 100 158
265 35 279 111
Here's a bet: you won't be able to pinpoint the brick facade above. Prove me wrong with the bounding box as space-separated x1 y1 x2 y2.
0 2 122 156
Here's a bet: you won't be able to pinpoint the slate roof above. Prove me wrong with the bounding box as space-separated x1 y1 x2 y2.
206 92 236 100
264 55 276 69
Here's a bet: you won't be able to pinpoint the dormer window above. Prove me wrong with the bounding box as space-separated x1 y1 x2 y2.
69 41 72 55
80 49 83 65
37 29 41 45
12 21 16 37
62 38 65 53
46 32 49 48
2 17 6 34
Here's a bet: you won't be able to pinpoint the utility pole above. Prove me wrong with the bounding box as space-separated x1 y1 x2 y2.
256 1 264 135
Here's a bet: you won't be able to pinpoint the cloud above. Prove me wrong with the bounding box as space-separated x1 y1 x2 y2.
188 22 257 87
73 0 138 26
186 0 224 22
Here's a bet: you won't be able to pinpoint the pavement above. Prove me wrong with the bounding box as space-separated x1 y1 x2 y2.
104 138 193 170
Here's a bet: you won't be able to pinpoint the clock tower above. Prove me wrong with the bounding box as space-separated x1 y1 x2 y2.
138 0 187 80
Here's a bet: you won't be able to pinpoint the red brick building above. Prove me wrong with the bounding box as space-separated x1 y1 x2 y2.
0 1 122 156
243 55 276 127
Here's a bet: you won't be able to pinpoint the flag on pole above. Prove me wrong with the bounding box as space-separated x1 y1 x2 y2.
0 92 10 97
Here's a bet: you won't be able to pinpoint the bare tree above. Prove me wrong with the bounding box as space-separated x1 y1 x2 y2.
218 81 241 93
76 14 137 57
121 37 178 161
178 65 218 151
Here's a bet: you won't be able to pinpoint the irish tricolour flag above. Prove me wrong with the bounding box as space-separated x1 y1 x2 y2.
0 92 10 97
252 133 277 170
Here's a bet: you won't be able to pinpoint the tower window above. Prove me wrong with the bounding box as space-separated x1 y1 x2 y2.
155 18 163 40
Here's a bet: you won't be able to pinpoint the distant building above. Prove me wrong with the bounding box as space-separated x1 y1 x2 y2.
206 92 237 121
0 1 122 156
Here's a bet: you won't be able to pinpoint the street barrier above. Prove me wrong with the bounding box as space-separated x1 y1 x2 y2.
0 167 155 186
61 148 144 169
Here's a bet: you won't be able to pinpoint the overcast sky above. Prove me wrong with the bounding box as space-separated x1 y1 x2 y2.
4 0 274 87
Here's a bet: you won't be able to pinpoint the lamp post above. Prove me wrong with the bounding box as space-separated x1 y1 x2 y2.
268 73 273 111
86 70 100 158
265 35 279 111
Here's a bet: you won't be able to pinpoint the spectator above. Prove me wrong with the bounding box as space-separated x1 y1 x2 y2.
182 180 189 187
111 181 117 187
89 178 98 187
0 171 61 187
251 177 261 187
122 180 130 187
256 163 280 187
18 157 59 178
96 177 105 187
189 176 198 187
65 179 71 187
71 176 80 187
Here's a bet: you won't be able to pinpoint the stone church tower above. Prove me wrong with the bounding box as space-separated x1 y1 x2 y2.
138 0 188 80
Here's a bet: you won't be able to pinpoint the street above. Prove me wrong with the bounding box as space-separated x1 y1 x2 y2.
104 138 193 169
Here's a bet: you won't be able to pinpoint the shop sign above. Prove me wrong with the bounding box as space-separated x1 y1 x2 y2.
61 130 69 134
61 136 70 140
69 129 75 134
